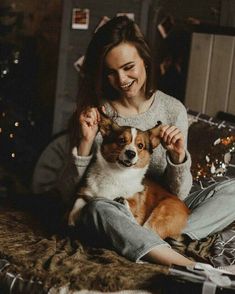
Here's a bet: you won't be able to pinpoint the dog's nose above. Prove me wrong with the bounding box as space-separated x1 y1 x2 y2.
125 150 136 159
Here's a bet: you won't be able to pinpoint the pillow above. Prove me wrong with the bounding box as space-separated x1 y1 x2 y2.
187 110 235 182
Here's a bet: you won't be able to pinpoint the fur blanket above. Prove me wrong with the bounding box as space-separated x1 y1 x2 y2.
0 197 234 293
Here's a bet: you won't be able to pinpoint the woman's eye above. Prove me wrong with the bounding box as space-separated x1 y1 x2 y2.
138 143 144 149
106 70 115 76
124 64 134 71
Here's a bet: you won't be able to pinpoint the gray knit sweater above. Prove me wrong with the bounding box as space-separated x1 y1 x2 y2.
32 91 192 201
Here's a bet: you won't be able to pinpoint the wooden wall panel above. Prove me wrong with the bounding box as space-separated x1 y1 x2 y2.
185 33 235 117
227 38 235 114
206 35 235 116
185 33 213 113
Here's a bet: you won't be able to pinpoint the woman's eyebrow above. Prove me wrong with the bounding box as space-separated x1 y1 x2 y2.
107 61 135 71
120 61 134 68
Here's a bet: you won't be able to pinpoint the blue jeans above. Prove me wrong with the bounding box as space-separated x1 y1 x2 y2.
76 178 235 262
183 178 235 239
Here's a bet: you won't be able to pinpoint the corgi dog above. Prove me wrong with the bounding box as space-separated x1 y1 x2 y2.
68 114 189 239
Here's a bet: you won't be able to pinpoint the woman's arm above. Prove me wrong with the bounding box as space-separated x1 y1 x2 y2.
32 107 101 203
163 103 193 200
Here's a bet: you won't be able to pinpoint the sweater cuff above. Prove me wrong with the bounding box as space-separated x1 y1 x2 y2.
166 149 191 169
72 147 93 167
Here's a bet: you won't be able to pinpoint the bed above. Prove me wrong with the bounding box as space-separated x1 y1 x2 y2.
0 110 235 293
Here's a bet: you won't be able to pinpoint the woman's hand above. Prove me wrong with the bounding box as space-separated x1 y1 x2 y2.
159 125 186 164
77 107 101 156
79 107 100 142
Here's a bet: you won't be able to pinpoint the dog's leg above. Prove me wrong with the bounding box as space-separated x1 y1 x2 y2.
143 198 189 239
68 198 87 226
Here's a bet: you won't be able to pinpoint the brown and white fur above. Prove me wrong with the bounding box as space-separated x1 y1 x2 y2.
68 114 189 239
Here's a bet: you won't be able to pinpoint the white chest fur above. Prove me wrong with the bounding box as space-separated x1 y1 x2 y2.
84 149 147 199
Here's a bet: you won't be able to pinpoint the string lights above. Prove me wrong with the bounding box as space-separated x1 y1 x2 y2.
0 9 51 185
0 104 37 162
192 134 235 181
0 39 40 184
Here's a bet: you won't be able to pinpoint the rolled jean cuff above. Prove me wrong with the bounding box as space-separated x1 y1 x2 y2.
135 242 171 263
183 231 200 240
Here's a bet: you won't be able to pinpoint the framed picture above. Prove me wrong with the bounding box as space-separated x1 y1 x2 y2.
72 8 89 30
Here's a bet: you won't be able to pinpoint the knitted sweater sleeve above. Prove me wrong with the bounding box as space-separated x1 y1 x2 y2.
31 134 93 203
164 102 192 200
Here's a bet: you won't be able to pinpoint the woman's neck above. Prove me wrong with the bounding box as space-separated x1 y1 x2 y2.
111 95 154 117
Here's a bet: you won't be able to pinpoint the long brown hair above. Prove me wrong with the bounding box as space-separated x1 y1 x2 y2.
69 16 156 146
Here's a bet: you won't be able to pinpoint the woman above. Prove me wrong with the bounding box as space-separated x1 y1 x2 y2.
32 16 235 267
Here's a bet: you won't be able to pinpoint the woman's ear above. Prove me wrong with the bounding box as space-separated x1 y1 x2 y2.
148 121 162 149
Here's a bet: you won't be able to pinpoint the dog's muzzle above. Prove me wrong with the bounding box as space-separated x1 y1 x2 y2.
125 150 136 160
118 149 137 167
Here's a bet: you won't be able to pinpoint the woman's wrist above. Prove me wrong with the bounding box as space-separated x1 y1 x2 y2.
77 138 94 156
169 150 186 164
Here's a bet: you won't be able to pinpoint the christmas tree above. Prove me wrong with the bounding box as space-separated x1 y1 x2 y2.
0 3 53 186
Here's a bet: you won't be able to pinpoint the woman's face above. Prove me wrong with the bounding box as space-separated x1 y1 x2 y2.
104 42 147 100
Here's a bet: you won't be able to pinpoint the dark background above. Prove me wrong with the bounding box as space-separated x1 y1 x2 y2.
0 0 234 185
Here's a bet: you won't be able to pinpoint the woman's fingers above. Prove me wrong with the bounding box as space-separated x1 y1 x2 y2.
170 132 183 145
81 117 95 127
80 107 100 125
79 105 107 130
85 106 107 123
86 109 97 123
95 107 101 122
101 105 106 114
160 125 186 163
160 125 184 146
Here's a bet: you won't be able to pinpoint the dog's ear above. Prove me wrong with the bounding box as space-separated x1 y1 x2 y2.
148 121 162 149
99 112 112 137
99 112 121 137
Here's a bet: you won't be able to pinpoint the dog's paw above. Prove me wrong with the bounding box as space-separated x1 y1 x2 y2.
114 197 126 205
114 197 130 209
68 209 80 226
68 214 75 226
68 197 86 226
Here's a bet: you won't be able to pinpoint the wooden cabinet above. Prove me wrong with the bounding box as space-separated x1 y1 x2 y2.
185 32 235 116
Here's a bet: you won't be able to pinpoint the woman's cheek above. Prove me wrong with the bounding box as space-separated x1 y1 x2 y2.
107 76 116 88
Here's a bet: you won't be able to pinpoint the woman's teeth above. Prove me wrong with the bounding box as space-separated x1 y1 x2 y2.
120 81 134 89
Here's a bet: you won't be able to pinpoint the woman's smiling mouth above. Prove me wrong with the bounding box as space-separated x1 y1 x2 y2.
120 80 134 90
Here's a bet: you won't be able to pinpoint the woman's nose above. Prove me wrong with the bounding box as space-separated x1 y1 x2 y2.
117 71 127 84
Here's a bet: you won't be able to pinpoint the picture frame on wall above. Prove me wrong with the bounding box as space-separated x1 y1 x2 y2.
72 8 89 30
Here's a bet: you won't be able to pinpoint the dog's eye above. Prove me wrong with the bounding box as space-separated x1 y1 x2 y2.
137 143 144 149
118 137 126 145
